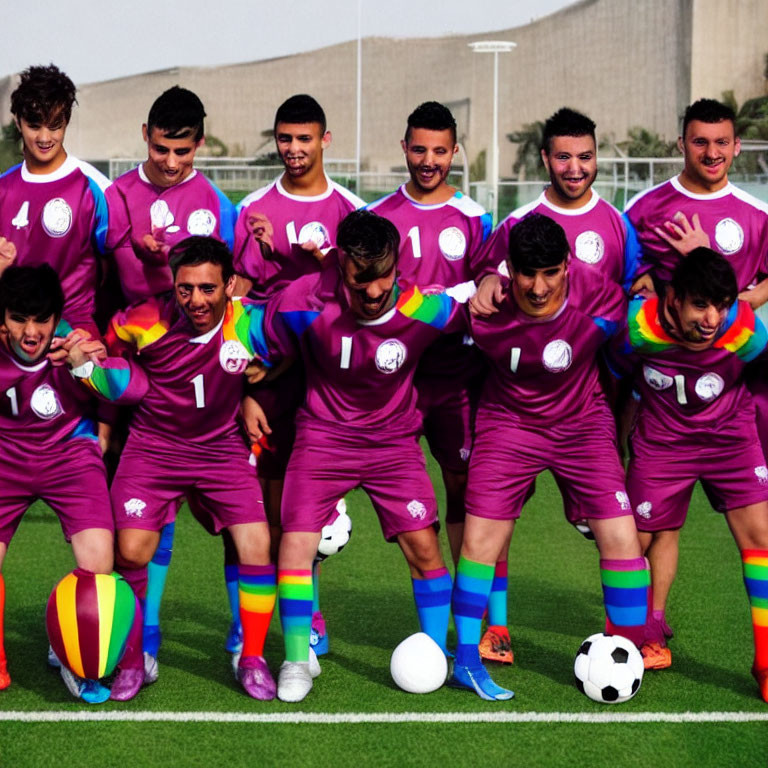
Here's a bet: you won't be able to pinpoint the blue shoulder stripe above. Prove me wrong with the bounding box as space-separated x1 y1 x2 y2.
279 309 321 338
86 176 109 254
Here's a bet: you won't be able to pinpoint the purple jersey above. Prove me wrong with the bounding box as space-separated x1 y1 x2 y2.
620 295 768 445
478 191 629 287
0 157 109 325
105 166 236 303
470 268 626 426
103 295 269 445
234 175 363 296
264 268 467 437
624 177 768 289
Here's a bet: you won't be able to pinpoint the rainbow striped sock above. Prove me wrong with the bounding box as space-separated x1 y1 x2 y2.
742 549 768 671
452 557 494 667
487 560 508 627
600 557 649 647
412 567 452 653
239 564 276 658
311 560 321 614
278 569 313 663
0 573 6 672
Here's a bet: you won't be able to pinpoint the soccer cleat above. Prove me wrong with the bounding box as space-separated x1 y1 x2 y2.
0 661 9 690
47 644 61 669
309 611 328 656
143 652 159 685
225 620 243 654
641 641 672 670
109 666 145 701
237 655 276 701
448 662 515 701
752 666 768 704
277 661 313 703
479 625 514 664
60 666 110 704
143 625 162 658
309 647 322 679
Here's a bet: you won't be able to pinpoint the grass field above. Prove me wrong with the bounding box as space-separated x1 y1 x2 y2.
1 457 767 767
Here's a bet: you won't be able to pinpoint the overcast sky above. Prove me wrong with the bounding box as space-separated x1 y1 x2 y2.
0 0 574 84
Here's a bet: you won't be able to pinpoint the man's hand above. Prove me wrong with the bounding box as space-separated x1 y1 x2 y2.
654 212 710 255
245 210 275 260
240 395 273 444
300 239 327 265
64 329 107 369
245 359 269 385
739 278 768 310
142 233 163 253
469 274 504 316
0 237 17 277
629 272 655 298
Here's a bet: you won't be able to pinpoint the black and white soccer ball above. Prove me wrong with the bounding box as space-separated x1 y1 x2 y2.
316 500 352 560
573 632 644 703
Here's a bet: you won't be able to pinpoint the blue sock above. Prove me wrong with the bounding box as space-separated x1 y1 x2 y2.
311 559 321 615
452 557 494 667
225 563 240 625
412 567 453 653
487 560 508 627
143 521 175 656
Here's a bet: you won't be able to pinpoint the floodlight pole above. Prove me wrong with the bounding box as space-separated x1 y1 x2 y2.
468 41 517 224
355 0 362 196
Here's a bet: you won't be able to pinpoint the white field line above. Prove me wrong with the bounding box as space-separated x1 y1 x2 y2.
0 710 767 724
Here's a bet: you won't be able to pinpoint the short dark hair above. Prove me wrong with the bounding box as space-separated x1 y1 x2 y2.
147 86 206 142
541 107 596 154
404 101 457 145
10 64 77 126
168 236 234 282
0 264 64 321
274 94 326 133
337 210 400 283
682 99 736 139
508 213 569 272
671 247 737 308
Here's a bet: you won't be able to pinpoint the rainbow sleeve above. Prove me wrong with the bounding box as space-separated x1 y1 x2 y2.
76 357 148 404
222 299 273 368
714 300 768 362
110 298 170 352
396 285 456 330
627 297 675 353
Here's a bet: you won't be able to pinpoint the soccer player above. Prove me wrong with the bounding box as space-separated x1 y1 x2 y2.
450 214 648 701
234 94 364 655
104 86 242 667
367 101 492 568
0 264 140 703
621 248 768 701
254 210 463 702
86 236 276 701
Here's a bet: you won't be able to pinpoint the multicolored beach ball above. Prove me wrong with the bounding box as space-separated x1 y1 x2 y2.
46 569 135 679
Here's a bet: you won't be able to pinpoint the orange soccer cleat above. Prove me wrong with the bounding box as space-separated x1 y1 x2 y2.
0 660 9 690
752 666 768 704
641 641 672 670
479 625 514 664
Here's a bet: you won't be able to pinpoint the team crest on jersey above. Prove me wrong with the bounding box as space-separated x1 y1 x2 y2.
187 209 217 237
124 498 146 518
636 501 652 519
299 221 331 249
643 365 673 391
30 384 63 420
375 339 407 374
407 500 427 520
438 227 467 261
219 340 251 374
615 491 631 511
714 218 744 254
694 372 724 402
42 198 72 237
541 340 572 372
150 199 174 229
574 230 605 264
755 466 768 484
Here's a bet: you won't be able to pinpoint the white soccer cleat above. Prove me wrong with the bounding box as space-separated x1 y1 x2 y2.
47 645 61 669
143 652 159 685
309 647 322 679
277 661 313 702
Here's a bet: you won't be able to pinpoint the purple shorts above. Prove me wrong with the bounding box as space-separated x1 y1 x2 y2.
281 421 438 541
111 434 265 532
627 425 768 531
466 410 632 522
0 439 113 545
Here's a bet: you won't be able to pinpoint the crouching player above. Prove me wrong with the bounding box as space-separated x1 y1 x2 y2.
81 236 277 701
451 214 648 700
621 248 768 701
0 265 140 702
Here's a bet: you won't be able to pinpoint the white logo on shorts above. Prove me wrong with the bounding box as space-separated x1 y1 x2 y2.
30 384 63 420
407 500 427 520
615 491 631 511
375 339 407 374
219 339 251 374
298 221 330 249
150 199 174 229
714 218 744 255
336 498 348 515
187 208 217 236
755 466 768 485
42 198 72 237
574 230 605 264
438 227 467 261
124 498 147 518
695 372 724 402
643 365 673 391
636 501 653 519
542 340 572 373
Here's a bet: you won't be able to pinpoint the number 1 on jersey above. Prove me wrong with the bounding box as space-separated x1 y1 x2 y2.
407 226 422 259
5 386 18 416
191 374 205 408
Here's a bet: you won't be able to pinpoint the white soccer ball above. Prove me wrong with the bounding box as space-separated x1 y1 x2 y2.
316 501 352 560
390 632 448 694
574 632 644 703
